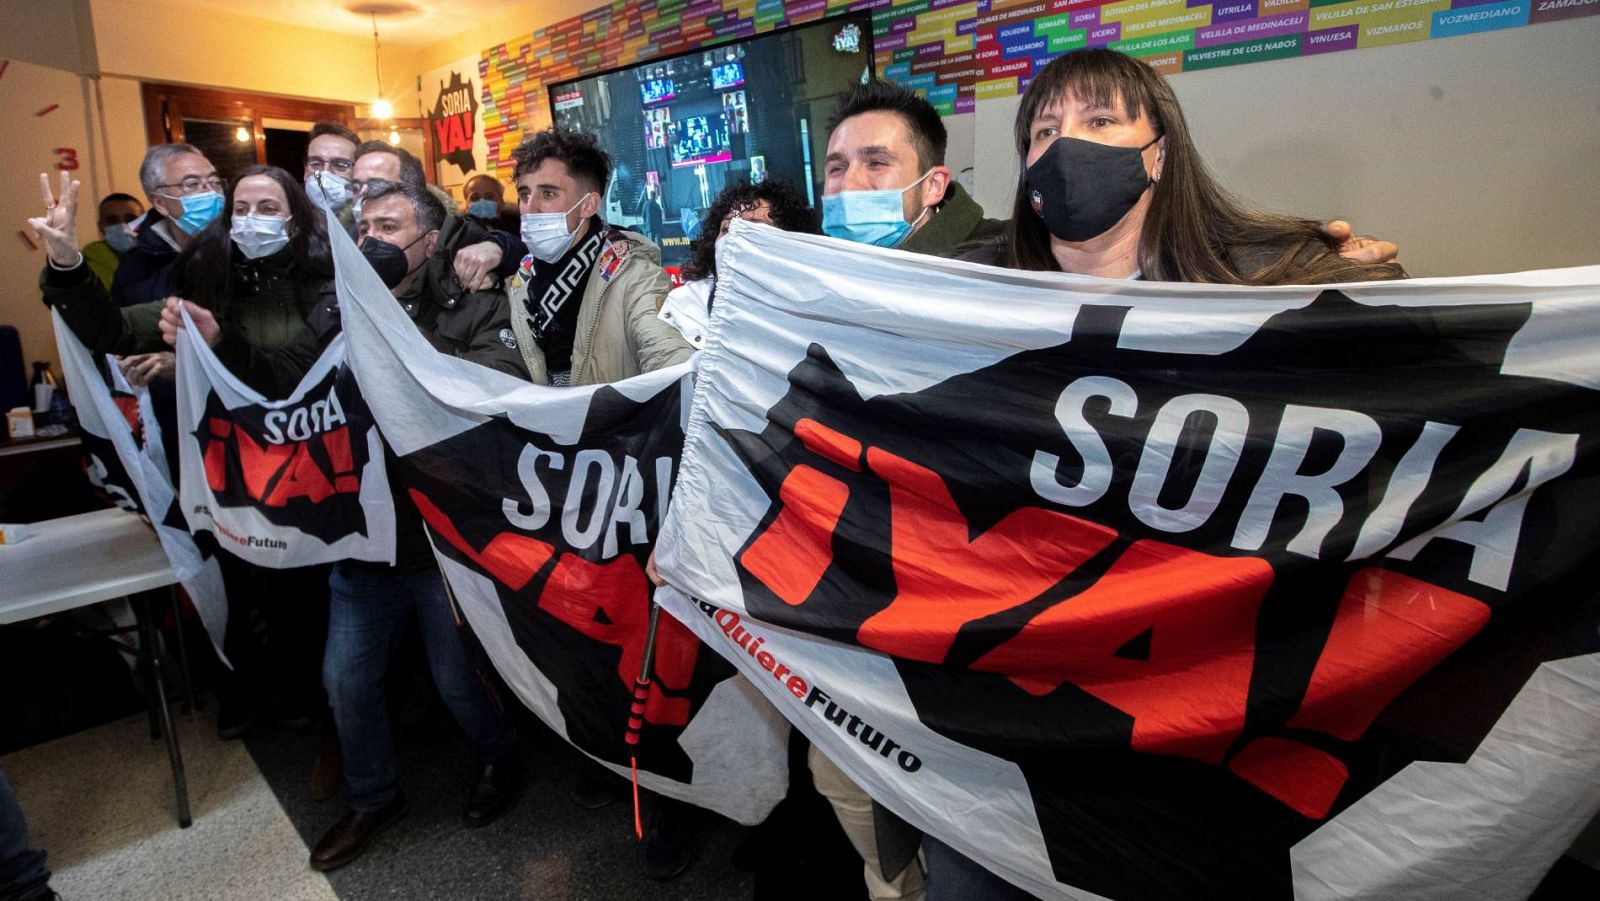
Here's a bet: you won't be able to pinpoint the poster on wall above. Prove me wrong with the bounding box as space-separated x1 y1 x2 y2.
421 54 490 191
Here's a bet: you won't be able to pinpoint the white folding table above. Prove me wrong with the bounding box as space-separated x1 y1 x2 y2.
0 507 194 827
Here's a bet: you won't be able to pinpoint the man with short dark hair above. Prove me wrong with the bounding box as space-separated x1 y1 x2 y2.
822 80 1004 258
82 192 144 290
505 127 690 388
304 121 359 225
350 142 526 293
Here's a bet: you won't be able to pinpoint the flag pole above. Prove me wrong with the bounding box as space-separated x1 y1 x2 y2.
626 598 663 840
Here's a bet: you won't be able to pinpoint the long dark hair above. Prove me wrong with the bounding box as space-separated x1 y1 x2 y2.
172 164 333 306
1004 50 1401 285
680 178 820 282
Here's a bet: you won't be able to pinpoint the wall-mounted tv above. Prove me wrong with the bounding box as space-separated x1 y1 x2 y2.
547 12 874 268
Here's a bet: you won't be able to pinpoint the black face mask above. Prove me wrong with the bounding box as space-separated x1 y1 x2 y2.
1025 134 1161 242
359 233 428 289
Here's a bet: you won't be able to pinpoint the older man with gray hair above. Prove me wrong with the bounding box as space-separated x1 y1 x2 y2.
111 143 223 307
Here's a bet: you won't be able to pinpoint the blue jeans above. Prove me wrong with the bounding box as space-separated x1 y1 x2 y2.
0 767 50 901
324 562 518 811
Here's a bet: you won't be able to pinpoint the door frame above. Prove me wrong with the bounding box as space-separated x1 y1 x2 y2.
141 83 356 164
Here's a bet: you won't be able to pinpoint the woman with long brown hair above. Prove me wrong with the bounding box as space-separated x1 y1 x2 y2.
974 49 1404 285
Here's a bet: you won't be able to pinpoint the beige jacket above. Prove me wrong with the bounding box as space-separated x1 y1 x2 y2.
506 226 692 385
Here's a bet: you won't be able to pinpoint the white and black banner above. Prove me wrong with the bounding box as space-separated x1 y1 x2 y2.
174 312 396 568
51 310 229 663
330 217 789 825
655 223 1600 900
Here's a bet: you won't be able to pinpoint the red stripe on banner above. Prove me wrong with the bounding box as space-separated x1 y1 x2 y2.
408 488 556 592
35 103 59 116
974 539 1271 764
741 465 850 606
1228 736 1349 820
234 427 298 501
796 417 862 471
540 554 694 726
17 230 37 251
1289 568 1491 742
203 418 231 490
856 445 1118 665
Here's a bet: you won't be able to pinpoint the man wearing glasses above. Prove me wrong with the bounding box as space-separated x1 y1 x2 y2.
304 121 359 229
112 143 224 307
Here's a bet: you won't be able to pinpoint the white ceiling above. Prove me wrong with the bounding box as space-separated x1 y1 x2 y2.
164 0 537 47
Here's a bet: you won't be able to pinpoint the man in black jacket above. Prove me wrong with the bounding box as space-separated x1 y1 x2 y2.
164 180 528 872
113 143 224 307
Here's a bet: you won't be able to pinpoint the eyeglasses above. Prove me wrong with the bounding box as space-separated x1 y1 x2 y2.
306 156 354 174
156 174 224 196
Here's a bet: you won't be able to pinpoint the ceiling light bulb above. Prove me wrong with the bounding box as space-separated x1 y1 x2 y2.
372 98 393 119
234 125 251 142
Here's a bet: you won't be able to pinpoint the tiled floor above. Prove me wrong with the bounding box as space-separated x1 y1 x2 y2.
4 710 336 900
1 696 847 900
11 700 1600 900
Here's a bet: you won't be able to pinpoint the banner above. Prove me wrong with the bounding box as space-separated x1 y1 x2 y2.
51 311 229 662
174 317 396 568
655 223 1600 899
328 216 789 825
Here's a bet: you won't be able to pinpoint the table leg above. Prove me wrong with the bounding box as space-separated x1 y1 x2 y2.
169 587 197 714
136 594 193 829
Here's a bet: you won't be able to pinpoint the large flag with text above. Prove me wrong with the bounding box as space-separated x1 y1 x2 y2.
174 316 396 568
655 223 1600 900
328 218 789 825
52 310 229 662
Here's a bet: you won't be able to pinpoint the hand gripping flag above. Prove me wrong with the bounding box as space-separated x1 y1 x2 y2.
51 310 229 663
174 307 396 567
327 212 789 825
655 222 1600 900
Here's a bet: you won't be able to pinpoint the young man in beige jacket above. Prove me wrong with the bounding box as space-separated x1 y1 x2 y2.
502 127 692 387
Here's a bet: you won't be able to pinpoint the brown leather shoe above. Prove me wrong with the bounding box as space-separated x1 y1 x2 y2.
309 729 342 802
309 794 408 872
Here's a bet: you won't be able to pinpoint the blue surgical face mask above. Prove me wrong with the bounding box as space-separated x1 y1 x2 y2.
104 223 137 253
821 171 933 248
468 199 499 220
167 191 224 235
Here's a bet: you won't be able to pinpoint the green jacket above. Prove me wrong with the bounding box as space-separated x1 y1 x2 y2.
899 182 1006 260
82 240 119 291
41 250 317 356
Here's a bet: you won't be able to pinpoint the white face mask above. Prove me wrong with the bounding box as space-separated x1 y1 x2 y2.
231 213 292 260
521 193 592 263
305 171 350 212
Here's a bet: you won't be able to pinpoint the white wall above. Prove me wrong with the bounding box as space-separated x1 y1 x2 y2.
0 58 110 375
971 20 1600 277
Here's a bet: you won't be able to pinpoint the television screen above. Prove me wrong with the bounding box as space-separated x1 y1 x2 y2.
670 116 731 168
548 13 874 267
640 78 676 106
711 61 744 90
